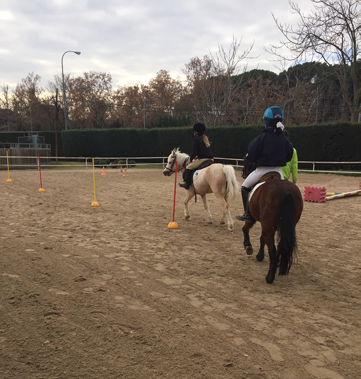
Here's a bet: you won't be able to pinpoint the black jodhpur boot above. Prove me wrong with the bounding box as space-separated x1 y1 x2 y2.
178 169 193 190
235 186 253 222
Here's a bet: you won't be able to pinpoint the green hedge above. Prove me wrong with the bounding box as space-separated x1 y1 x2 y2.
1 122 361 164
58 126 262 159
287 122 361 162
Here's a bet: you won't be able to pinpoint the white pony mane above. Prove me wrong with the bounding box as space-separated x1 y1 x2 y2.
171 147 189 162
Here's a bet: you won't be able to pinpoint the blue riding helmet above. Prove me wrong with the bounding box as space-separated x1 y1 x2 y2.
263 106 284 127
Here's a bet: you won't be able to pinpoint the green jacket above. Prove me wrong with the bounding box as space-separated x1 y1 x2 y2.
281 148 298 182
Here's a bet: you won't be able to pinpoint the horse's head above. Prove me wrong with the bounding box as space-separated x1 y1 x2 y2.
242 155 256 179
163 149 177 176
163 148 189 176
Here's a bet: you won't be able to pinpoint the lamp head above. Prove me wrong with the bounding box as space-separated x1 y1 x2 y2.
75 51 81 55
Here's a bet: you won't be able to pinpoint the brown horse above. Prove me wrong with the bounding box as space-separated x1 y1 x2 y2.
163 148 239 232
241 157 303 283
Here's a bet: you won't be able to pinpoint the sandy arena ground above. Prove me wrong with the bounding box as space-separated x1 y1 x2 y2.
0 167 360 379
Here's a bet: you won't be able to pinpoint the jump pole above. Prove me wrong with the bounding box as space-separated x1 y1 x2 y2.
38 154 45 192
91 158 99 207
6 151 12 182
326 190 361 201
168 161 178 229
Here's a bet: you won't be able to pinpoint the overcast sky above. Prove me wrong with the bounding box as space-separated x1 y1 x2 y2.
0 0 315 90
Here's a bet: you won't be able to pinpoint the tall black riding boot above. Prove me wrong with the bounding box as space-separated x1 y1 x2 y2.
178 169 193 190
235 187 253 221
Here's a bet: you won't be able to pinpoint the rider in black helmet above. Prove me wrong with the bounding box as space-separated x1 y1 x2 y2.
178 122 214 190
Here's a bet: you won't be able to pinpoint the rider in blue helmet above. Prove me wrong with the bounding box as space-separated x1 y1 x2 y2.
236 106 293 222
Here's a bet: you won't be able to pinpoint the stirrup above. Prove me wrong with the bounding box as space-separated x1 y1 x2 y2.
178 182 189 190
235 214 253 221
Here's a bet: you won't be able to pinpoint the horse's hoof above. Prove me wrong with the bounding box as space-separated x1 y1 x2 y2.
265 274 275 284
256 254 264 262
246 246 253 255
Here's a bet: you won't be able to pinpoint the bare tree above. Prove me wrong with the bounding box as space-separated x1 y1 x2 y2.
269 0 361 122
112 85 141 128
0 84 13 130
0 84 11 109
183 36 254 127
147 70 185 126
13 72 44 131
67 71 114 129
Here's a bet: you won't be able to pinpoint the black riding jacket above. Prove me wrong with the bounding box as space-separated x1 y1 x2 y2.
190 137 213 162
247 127 293 168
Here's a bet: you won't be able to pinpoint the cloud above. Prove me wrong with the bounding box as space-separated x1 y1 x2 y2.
0 0 314 89
0 10 14 20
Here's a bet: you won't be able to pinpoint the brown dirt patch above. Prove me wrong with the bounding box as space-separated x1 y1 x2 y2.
1 168 360 378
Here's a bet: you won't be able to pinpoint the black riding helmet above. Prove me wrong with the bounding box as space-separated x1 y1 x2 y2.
193 122 206 136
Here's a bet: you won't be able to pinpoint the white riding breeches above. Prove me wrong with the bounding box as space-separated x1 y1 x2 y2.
242 166 283 189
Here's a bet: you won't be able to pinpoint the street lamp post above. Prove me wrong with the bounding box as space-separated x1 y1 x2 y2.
61 50 81 131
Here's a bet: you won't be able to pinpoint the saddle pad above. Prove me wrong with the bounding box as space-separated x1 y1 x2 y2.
193 168 205 183
249 182 265 201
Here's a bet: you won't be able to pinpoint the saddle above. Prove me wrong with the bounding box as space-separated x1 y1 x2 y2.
180 159 214 191
249 171 281 201
259 171 281 182
196 159 214 170
188 159 214 178
190 159 214 181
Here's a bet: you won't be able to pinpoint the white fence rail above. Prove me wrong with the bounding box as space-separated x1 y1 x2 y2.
0 155 361 175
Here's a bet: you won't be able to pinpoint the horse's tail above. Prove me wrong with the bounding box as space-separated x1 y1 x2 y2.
222 165 240 201
277 192 297 275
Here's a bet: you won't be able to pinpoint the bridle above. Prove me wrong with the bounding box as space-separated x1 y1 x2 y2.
164 153 189 173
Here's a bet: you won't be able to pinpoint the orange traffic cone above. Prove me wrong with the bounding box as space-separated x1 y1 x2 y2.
101 167 106 175
123 168 127 176
120 166 123 175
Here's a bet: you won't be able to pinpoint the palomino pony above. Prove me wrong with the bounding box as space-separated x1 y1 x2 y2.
163 148 239 232
241 157 303 283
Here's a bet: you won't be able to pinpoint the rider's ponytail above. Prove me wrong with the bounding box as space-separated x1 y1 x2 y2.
202 134 211 148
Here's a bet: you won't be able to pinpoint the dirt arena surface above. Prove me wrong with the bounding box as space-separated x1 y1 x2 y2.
0 167 360 379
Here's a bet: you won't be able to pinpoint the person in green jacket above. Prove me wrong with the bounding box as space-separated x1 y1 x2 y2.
281 130 298 183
